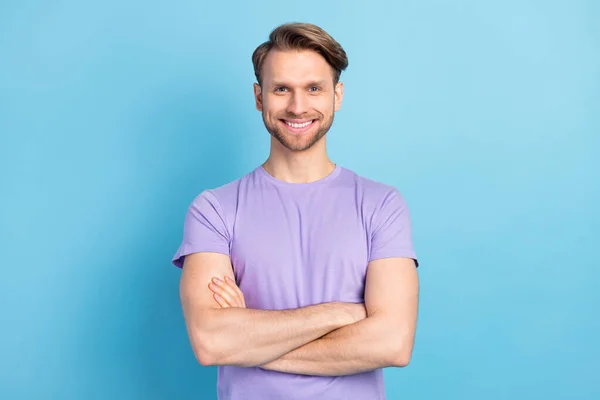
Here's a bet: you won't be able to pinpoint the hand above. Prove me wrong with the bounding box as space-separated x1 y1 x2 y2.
208 276 246 308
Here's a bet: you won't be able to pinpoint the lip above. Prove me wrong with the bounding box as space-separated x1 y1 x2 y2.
280 119 317 134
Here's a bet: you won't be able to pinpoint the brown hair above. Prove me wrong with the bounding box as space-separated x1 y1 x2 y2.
252 23 349 86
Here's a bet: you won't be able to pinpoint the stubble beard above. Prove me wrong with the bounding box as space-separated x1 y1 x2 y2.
262 109 335 152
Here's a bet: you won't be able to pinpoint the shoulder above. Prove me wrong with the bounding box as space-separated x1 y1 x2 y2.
192 166 260 204
339 166 404 206
188 168 259 227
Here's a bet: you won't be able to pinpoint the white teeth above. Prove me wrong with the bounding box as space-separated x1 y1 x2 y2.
286 120 312 128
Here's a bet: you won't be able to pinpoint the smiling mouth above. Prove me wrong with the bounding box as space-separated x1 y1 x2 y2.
280 119 317 133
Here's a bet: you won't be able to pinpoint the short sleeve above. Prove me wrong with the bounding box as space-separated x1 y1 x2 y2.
171 190 230 268
369 189 419 267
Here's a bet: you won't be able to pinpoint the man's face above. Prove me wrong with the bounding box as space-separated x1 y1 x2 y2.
254 49 344 152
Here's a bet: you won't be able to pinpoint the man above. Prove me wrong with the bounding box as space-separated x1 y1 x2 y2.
172 22 419 400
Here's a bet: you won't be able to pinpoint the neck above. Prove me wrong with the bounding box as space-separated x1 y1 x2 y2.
262 137 336 184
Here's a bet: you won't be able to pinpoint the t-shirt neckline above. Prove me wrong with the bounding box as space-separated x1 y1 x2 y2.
257 164 342 188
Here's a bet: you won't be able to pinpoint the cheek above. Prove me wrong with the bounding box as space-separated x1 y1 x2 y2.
315 97 335 113
262 97 286 116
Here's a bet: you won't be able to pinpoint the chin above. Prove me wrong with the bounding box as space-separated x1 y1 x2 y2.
278 130 327 152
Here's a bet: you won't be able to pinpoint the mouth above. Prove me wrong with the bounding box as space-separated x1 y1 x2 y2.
279 119 317 134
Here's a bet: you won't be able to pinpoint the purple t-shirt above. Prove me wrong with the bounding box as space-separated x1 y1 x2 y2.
172 164 418 400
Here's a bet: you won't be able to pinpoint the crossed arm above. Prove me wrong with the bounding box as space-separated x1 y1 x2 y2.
179 252 419 376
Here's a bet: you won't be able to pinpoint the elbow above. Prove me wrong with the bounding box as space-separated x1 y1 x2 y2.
194 347 218 367
187 318 250 367
191 336 220 366
186 309 228 366
189 324 223 366
192 335 254 368
195 351 216 367
387 339 414 368
390 350 412 368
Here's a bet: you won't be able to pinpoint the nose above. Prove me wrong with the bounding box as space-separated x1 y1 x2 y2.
286 92 309 116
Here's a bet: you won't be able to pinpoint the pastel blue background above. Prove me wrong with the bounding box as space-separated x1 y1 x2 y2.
1 0 598 399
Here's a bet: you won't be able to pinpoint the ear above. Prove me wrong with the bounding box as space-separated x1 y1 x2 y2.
334 82 344 112
253 83 263 112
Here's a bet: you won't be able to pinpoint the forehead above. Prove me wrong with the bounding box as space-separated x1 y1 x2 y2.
262 49 334 85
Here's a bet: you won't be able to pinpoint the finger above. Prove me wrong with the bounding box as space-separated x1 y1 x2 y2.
213 277 241 306
213 293 229 308
224 276 244 298
211 277 237 299
225 276 246 307
212 278 242 307
209 282 236 307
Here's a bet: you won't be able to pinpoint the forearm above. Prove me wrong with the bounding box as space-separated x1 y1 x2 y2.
191 302 355 367
261 313 404 376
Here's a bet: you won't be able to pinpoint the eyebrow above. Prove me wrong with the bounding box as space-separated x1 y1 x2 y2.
270 80 328 88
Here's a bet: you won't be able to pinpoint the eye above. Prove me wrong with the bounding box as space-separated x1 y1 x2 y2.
309 87 321 92
275 87 289 93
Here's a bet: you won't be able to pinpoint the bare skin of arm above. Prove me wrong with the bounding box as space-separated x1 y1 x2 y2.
210 257 419 376
179 252 366 368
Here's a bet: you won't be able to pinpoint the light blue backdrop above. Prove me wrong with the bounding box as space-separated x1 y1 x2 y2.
1 1 598 399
